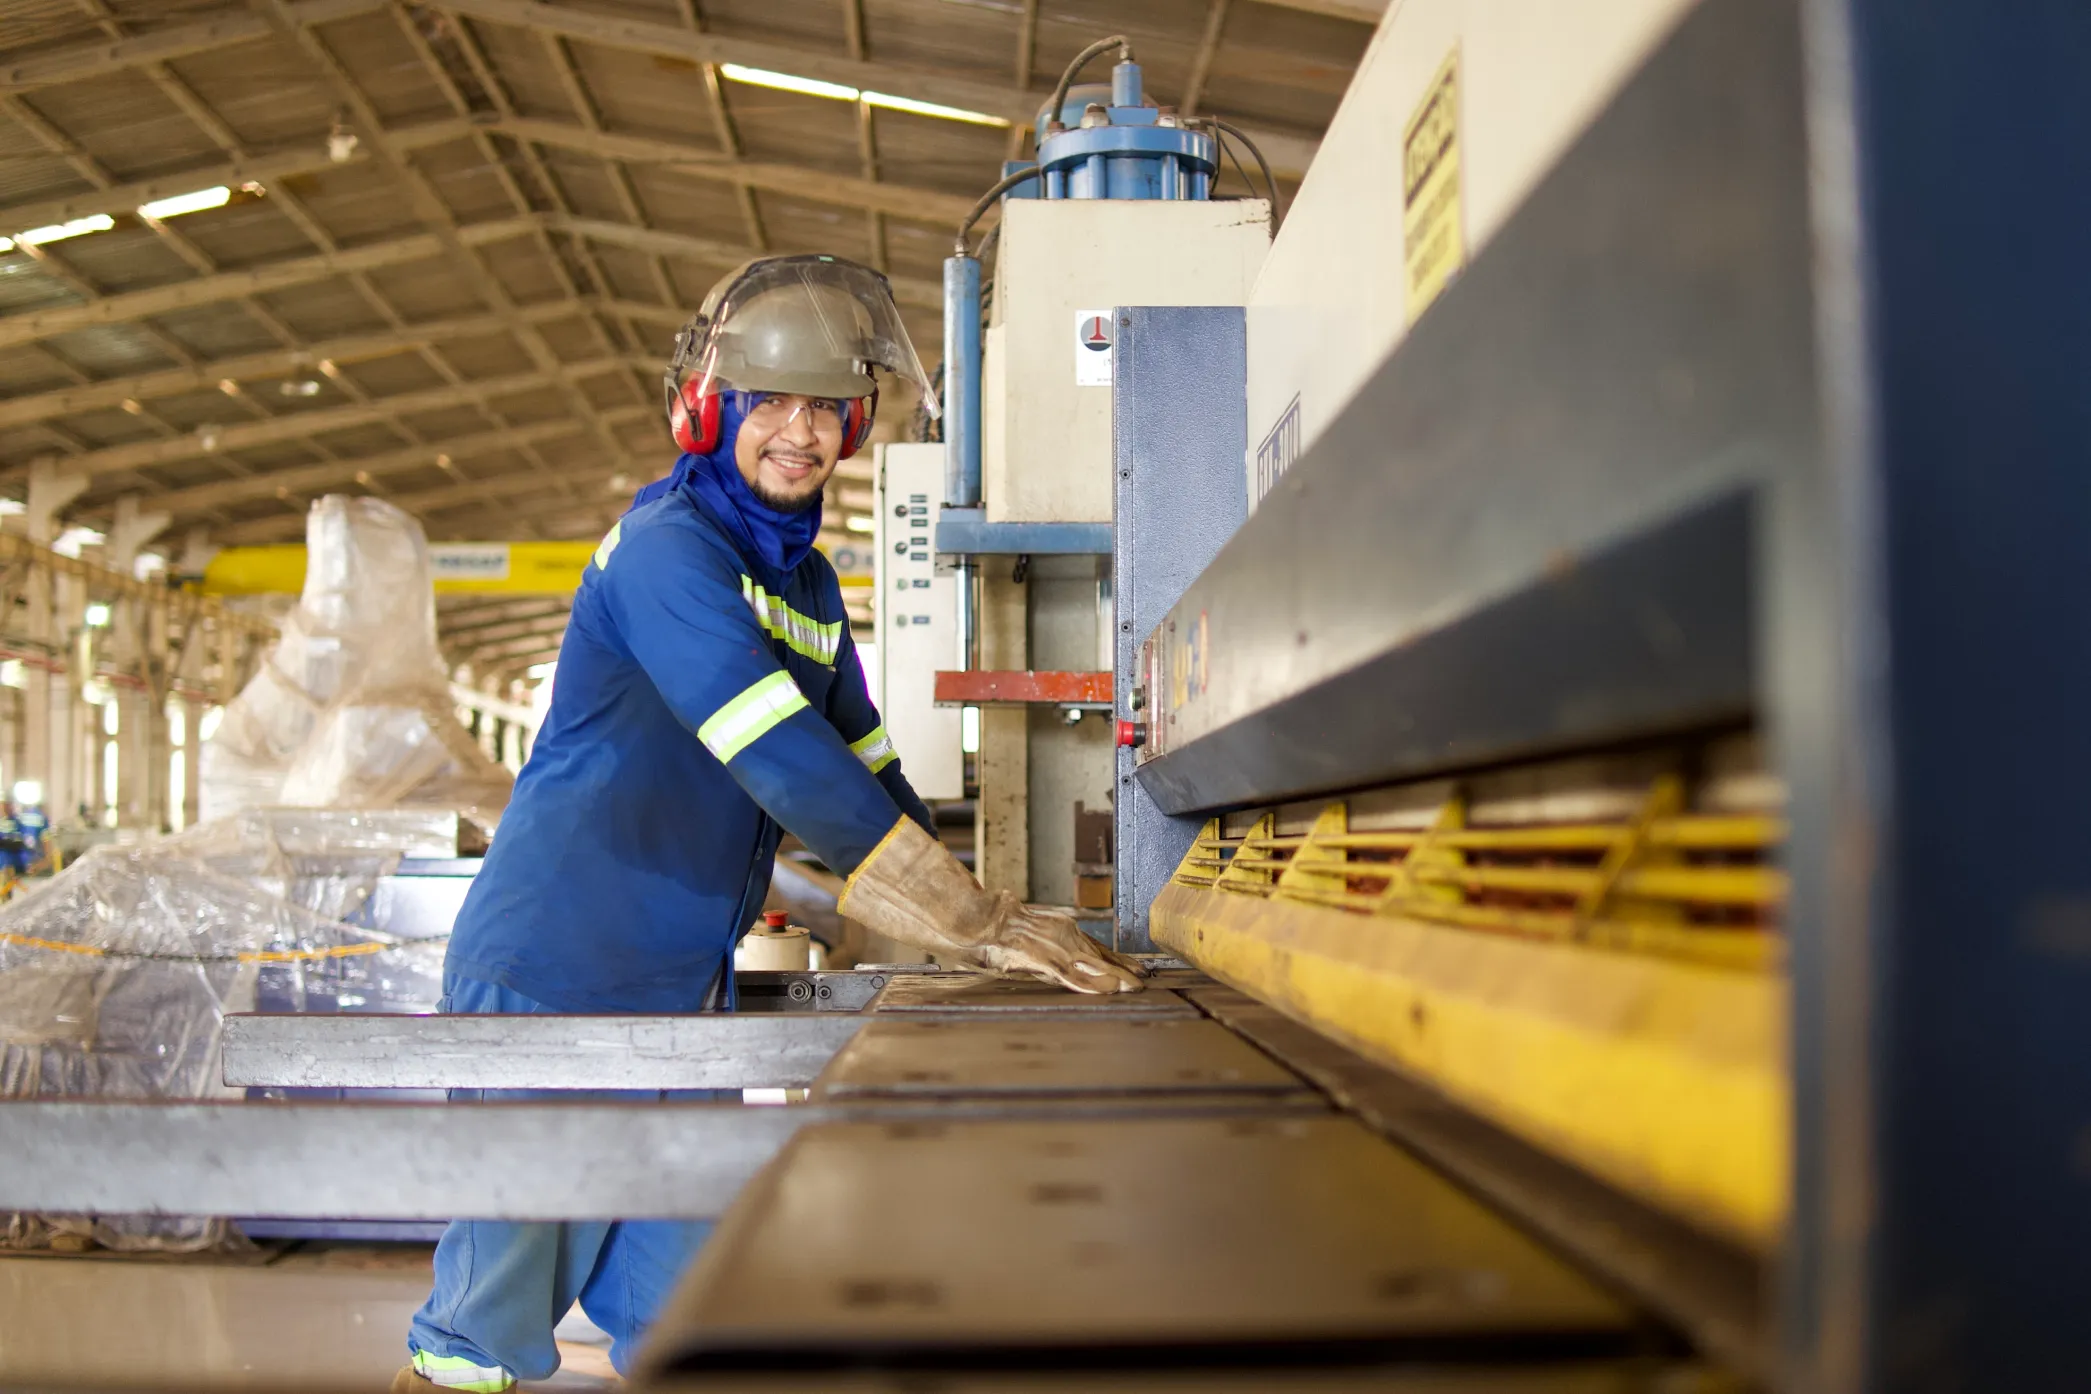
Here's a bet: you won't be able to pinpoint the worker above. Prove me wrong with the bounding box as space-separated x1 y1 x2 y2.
397 255 1145 1393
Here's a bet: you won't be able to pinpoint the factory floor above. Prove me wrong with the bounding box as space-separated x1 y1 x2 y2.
0 1244 617 1390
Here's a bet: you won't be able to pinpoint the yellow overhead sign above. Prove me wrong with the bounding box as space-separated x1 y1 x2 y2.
200 539 875 595
201 541 596 596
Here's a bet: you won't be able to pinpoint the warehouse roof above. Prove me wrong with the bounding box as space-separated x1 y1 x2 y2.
0 0 1372 677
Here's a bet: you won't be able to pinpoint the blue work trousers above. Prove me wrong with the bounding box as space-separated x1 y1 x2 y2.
406 975 719 1380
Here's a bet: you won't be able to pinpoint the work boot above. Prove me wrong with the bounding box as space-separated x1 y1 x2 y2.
389 1355 513 1392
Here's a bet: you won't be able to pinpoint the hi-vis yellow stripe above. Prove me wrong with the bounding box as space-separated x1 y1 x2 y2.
741 576 842 665
593 520 623 571
698 670 808 763
849 725 898 774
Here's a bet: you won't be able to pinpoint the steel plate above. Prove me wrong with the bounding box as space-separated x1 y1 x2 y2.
872 973 1197 1015
643 1114 1640 1370
814 1017 1306 1099
642 1368 1720 1393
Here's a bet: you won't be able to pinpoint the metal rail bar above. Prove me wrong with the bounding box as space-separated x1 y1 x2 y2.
221 1013 867 1090
0 1098 1318 1220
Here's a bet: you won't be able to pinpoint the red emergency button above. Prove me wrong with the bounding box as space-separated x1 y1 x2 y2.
762 911 789 929
1116 719 1145 748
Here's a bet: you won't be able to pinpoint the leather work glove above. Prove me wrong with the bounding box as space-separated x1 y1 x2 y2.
839 817 1147 994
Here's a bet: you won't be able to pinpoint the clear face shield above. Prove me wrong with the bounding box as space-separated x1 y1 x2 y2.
663 256 940 424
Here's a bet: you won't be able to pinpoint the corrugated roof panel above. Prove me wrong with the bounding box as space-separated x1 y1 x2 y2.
0 117 94 207
408 137 522 223
169 37 342 150
333 350 448 397
563 46 716 148
459 12 572 121
721 85 862 174
361 256 490 320
0 254 81 313
701 0 855 50
268 163 424 250
255 274 397 342
325 8 459 125
44 223 195 294
0 342 78 395
28 71 222 183
420 330 533 381
132 303 279 361
40 322 171 377
861 0 1020 86
170 194 332 271
0 0 106 60
744 189 875 260
45 408 164 450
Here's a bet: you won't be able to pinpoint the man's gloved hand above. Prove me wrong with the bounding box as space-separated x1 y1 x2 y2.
838 817 1147 994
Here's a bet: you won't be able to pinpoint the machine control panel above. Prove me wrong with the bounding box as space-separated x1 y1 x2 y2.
872 443 963 799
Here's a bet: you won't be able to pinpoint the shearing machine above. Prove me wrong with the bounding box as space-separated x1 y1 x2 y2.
0 1 2083 1392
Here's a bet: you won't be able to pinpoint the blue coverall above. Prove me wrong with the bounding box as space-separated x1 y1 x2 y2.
409 406 934 1384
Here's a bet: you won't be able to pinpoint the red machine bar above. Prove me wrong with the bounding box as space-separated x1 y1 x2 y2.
932 671 1112 706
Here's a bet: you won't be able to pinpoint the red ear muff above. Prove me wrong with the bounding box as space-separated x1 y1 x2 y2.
837 386 878 460
669 381 722 454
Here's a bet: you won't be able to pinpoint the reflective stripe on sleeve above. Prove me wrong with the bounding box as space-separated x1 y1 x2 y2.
697 670 809 763
849 724 898 774
740 576 843 665
592 519 623 571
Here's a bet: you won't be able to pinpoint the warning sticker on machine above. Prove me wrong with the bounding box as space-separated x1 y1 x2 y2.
1074 309 1114 386
1402 47 1464 321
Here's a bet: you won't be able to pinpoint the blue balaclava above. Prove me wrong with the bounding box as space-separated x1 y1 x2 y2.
638 391 824 579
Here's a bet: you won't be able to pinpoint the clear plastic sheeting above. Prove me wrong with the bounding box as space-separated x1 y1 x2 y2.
0 811 448 1252
201 496 513 827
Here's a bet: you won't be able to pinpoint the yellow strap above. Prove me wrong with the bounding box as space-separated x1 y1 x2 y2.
0 932 400 964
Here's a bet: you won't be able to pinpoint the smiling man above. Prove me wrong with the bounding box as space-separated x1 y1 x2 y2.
395 256 1145 1393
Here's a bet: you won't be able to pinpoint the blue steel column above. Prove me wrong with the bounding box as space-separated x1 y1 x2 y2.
942 255 983 669
1783 1 2091 1389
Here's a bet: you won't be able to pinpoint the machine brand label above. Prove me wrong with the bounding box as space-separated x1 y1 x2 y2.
431 543 511 581
1256 394 1303 502
1402 47 1465 320
1074 309 1114 386
1170 610 1210 713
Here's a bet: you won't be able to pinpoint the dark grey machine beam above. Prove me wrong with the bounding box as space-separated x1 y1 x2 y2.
221 1013 866 1090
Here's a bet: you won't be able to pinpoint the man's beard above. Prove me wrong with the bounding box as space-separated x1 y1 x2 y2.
749 452 824 513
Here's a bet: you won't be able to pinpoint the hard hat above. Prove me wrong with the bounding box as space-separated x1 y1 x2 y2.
663 256 938 442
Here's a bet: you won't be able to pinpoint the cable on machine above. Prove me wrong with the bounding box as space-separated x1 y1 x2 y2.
1209 117 1285 231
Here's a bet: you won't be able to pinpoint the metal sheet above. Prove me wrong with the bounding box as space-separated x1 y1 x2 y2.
1190 986 1764 1382
1111 305 1250 950
814 1017 1306 1099
1132 0 1819 814
0 1099 1312 1222
642 1114 1637 1371
870 972 1196 1015
220 1013 866 1090
641 1370 1711 1393
0 1100 811 1220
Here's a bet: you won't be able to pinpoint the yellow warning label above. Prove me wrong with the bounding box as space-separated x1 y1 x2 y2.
1402 47 1464 320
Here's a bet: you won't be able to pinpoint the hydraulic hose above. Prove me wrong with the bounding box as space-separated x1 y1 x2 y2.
1210 117 1284 231
954 164 1043 256
1044 35 1134 136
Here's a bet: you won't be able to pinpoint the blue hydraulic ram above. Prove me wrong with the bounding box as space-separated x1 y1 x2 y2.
940 38 1228 664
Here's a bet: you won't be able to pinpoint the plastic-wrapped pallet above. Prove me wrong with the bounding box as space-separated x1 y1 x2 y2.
0 819 445 1251
200 496 513 829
